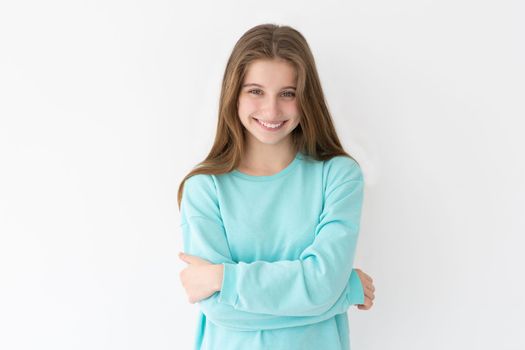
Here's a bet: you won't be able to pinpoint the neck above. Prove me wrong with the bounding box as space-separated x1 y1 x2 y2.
240 136 297 174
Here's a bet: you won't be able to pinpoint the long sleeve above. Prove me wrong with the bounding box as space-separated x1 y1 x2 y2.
216 157 365 316
180 217 362 331
178 169 364 331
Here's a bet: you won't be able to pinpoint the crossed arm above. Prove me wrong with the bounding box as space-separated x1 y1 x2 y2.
178 161 365 331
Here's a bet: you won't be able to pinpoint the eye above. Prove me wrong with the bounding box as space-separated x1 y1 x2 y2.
282 90 296 98
248 89 263 95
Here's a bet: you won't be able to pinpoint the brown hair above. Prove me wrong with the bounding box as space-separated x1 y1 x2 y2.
177 23 358 209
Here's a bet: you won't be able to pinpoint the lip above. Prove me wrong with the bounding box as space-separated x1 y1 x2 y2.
253 117 288 131
253 118 288 124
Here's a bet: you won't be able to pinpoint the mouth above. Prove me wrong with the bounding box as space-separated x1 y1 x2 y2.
253 117 288 130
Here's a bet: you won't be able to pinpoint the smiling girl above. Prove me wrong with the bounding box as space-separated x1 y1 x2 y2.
177 23 375 350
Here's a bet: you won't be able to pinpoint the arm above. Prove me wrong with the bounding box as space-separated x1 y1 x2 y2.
179 159 364 328
215 157 365 316
180 217 363 331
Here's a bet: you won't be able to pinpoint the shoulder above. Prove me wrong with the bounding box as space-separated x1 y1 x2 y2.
184 173 214 189
323 155 363 184
182 173 218 201
180 173 222 223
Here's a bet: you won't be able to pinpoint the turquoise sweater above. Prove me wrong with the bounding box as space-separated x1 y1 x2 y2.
179 151 365 350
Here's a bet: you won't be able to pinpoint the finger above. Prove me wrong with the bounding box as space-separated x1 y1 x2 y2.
179 252 210 265
356 295 373 310
358 301 373 310
179 252 200 264
363 296 373 309
363 273 373 283
364 287 374 301
178 253 190 263
357 301 371 310
364 295 372 305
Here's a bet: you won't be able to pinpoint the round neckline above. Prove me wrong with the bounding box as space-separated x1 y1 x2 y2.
232 151 302 181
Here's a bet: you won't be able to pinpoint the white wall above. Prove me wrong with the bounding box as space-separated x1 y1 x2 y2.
1 1 523 349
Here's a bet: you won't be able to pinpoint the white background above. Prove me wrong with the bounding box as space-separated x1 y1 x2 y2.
1 1 524 349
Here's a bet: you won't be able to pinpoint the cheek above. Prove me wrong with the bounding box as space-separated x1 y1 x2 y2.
283 102 299 116
238 98 260 116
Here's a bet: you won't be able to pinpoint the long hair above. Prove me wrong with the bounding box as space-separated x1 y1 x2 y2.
177 23 358 209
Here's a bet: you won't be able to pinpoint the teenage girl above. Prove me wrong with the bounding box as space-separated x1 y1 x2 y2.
177 23 375 350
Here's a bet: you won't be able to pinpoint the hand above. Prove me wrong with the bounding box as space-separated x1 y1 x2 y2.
354 268 375 310
178 252 224 304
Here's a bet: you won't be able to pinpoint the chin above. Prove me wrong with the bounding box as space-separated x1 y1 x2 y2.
252 131 292 144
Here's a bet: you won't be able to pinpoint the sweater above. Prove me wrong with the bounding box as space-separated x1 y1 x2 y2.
179 150 365 350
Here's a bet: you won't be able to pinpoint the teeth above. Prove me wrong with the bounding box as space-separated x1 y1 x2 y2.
257 119 284 128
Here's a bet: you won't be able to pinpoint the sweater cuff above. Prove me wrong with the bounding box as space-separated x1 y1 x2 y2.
217 262 238 306
346 268 365 305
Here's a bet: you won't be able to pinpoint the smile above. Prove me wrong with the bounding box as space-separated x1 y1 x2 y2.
253 118 287 131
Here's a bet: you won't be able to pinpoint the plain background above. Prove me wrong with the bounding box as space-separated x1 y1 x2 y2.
1 1 524 349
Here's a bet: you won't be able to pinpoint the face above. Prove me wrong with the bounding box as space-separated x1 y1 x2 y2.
237 58 301 147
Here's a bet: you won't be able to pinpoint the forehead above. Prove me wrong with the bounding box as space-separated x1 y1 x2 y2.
243 59 297 87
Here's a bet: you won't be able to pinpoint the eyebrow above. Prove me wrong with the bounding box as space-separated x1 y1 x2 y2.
242 83 296 90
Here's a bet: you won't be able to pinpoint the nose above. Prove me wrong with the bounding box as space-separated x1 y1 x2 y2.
264 96 281 119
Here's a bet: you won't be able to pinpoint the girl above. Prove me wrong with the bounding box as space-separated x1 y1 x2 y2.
177 23 375 350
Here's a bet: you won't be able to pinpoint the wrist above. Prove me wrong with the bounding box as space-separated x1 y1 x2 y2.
213 264 224 292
